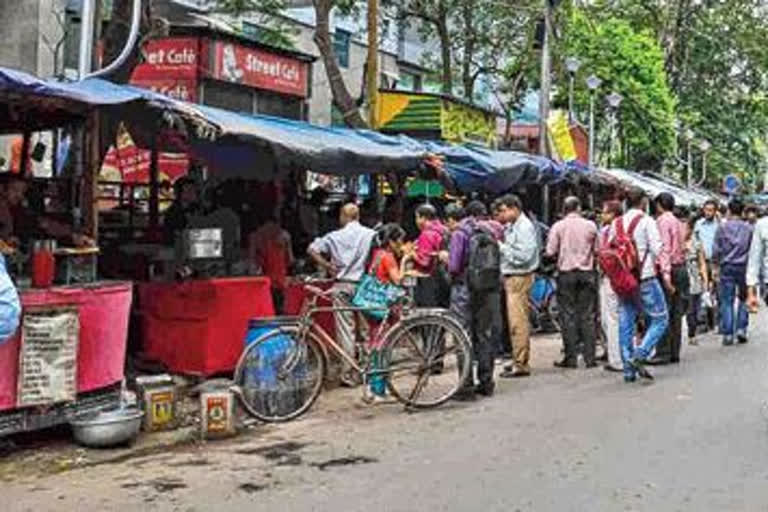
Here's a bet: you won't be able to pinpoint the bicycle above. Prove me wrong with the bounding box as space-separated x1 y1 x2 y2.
230 284 474 423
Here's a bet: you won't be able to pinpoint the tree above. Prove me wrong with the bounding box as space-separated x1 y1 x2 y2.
581 0 768 188
559 12 676 171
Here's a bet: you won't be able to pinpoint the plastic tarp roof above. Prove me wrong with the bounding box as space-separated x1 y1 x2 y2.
598 168 719 206
423 142 566 194
188 106 427 178
0 66 568 184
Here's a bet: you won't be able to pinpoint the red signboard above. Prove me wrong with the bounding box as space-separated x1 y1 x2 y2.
209 41 309 98
131 37 200 80
130 78 198 103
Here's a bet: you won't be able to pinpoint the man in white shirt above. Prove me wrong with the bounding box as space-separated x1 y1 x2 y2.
610 190 670 382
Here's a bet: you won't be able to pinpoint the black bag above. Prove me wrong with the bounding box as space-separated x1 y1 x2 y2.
467 226 501 293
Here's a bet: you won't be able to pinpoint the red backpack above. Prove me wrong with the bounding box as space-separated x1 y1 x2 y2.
598 215 645 298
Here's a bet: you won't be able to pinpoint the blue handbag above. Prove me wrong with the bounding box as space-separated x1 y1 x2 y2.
352 253 405 320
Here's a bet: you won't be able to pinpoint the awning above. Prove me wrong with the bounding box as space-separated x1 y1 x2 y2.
597 168 720 207
424 142 566 194
187 106 427 178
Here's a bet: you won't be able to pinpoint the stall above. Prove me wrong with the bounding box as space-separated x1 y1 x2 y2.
0 66 213 435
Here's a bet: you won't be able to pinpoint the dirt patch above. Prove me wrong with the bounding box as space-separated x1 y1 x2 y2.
168 458 212 468
238 482 269 494
311 455 378 471
121 477 188 493
235 441 308 457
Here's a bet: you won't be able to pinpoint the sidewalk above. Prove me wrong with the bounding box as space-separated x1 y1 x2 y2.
0 333 565 483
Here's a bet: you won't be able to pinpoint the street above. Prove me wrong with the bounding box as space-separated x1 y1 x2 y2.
4 314 768 512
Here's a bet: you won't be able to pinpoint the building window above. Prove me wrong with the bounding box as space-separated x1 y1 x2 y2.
203 80 254 114
333 29 351 68
257 92 304 120
398 71 422 92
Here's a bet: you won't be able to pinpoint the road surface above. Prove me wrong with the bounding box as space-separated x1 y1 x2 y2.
4 316 768 511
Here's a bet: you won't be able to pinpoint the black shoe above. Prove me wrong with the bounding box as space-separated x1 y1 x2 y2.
630 359 654 381
430 361 445 375
553 359 577 369
603 364 623 373
475 383 495 397
670 357 680 364
737 335 748 344
624 375 637 383
500 368 530 378
452 389 477 402
596 352 608 362
723 337 734 346
585 361 598 369
647 357 670 366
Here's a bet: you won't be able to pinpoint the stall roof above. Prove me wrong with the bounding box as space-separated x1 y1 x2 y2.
424 142 567 194
0 66 214 134
0 66 569 185
597 168 720 206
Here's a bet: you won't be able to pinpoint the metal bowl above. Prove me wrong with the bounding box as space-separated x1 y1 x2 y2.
70 408 144 448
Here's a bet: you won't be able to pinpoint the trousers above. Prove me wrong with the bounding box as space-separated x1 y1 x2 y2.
618 278 669 379
503 274 534 372
599 277 622 368
719 264 748 339
450 282 496 388
655 264 689 362
557 270 598 365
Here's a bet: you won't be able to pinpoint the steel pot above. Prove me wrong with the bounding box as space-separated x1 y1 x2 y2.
70 407 144 448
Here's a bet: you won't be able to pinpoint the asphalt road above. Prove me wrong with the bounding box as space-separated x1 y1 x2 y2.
5 316 768 512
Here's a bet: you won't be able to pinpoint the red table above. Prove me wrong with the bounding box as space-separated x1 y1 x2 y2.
0 281 133 412
138 277 274 376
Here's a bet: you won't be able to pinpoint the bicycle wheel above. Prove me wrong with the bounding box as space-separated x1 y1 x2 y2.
383 311 472 408
233 326 326 423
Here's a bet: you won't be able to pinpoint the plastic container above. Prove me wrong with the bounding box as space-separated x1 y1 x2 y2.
31 240 56 288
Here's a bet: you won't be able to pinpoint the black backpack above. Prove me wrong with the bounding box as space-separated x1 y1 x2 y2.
467 226 501 293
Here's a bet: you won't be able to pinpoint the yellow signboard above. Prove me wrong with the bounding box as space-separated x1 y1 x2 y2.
547 110 577 162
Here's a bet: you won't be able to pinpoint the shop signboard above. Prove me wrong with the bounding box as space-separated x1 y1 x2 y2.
209 41 309 98
17 307 79 407
130 37 200 101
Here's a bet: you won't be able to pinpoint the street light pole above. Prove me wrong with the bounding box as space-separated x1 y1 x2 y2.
684 128 695 187
606 92 623 168
697 139 711 186
366 0 379 128
538 0 553 223
586 75 602 170
565 57 581 124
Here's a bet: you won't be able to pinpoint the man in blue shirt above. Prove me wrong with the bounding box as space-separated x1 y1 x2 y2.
694 199 720 331
0 253 20 344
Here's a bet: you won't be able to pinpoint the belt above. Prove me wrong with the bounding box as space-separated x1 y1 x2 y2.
640 276 657 283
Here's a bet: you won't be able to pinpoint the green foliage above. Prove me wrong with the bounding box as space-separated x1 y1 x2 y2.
560 12 676 171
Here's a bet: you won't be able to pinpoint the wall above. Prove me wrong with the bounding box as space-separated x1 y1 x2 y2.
0 0 41 74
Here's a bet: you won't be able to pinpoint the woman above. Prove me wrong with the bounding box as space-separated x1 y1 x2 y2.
686 217 709 345
364 224 406 404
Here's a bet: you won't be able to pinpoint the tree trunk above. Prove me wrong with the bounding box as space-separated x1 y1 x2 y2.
461 0 475 99
313 0 368 128
101 0 155 84
437 21 452 95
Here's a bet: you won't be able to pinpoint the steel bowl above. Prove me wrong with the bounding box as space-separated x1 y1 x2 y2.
70 408 144 448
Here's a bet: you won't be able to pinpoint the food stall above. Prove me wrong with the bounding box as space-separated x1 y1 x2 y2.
0 66 212 435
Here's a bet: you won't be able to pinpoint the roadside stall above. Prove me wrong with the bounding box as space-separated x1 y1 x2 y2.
0 67 210 436
595 168 721 207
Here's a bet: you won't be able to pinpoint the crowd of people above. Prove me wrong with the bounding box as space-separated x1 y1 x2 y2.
305 190 768 401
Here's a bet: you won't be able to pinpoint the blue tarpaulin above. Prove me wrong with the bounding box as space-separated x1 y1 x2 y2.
424 142 566 193
0 65 569 186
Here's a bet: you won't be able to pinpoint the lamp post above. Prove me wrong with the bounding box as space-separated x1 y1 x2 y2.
697 139 711 186
606 92 623 168
684 128 695 187
565 57 581 124
586 75 602 170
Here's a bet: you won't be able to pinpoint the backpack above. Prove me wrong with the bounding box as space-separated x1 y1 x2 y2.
467 225 501 293
598 214 645 298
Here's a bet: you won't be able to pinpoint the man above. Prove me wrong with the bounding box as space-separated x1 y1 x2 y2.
745 205 759 225
410 204 450 308
546 197 599 369
308 203 376 386
446 201 499 398
610 190 670 383
650 193 689 365
163 178 202 244
249 213 294 314
713 198 753 345
694 199 720 331
746 210 768 312
495 195 540 378
0 176 92 247
598 201 624 373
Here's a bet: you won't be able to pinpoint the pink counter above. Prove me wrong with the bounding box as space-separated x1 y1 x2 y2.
0 282 133 411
